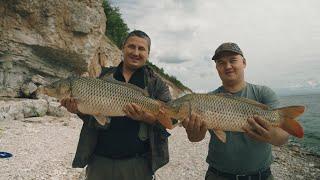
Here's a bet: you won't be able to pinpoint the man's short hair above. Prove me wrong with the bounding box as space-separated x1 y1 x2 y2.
122 30 151 54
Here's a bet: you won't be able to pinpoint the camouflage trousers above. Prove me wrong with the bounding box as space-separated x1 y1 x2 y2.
85 155 154 180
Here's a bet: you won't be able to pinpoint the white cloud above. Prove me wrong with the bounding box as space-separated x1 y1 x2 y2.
307 79 319 88
111 0 320 92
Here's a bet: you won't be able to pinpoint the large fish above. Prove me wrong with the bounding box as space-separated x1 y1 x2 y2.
37 76 176 127
167 93 305 143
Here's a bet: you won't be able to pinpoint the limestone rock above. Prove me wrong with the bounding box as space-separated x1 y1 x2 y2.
23 99 48 117
0 0 190 100
21 81 38 97
47 101 71 117
32 74 49 85
0 0 121 97
0 98 48 120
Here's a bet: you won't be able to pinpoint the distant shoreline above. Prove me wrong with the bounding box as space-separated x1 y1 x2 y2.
286 142 320 158
278 93 320 158
279 93 320 97
277 91 320 97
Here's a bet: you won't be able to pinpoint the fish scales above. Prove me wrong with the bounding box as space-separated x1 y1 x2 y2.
71 77 160 116
173 94 282 131
169 93 304 142
40 77 179 127
39 77 304 140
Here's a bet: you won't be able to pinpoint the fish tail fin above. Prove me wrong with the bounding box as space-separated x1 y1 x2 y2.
178 101 191 119
157 113 174 129
167 101 191 128
277 106 305 138
156 101 176 129
156 100 191 129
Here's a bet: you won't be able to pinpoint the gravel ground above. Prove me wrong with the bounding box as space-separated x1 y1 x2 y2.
158 128 320 180
0 116 319 180
0 116 84 180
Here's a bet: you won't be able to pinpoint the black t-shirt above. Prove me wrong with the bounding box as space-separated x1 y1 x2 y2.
94 64 150 158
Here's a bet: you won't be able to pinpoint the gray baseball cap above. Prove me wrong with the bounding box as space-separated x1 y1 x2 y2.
212 42 243 60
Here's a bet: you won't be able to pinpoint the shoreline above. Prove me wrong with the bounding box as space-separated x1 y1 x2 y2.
0 115 319 180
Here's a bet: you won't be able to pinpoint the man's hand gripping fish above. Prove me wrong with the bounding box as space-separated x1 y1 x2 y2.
166 93 305 143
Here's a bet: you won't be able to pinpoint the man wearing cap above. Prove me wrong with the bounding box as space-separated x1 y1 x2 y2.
182 42 289 180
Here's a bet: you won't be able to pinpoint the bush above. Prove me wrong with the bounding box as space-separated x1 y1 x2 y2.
102 0 129 48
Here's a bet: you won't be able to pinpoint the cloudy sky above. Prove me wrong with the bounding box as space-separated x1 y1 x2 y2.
110 0 320 93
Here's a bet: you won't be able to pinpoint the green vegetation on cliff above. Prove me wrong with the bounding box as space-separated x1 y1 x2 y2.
102 0 129 48
146 61 190 91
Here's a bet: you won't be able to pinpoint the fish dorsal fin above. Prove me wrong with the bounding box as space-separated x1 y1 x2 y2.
103 77 149 96
276 106 305 119
215 93 232 96
215 93 269 110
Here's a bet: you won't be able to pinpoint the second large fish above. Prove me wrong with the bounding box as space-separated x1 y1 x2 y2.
167 93 305 142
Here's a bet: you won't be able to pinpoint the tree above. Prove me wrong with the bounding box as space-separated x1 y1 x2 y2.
102 0 129 48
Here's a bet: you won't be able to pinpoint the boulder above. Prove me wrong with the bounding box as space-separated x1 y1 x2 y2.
0 98 48 120
0 0 121 98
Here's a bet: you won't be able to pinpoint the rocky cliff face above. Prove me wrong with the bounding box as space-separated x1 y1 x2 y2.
160 77 192 99
0 0 189 99
0 0 121 97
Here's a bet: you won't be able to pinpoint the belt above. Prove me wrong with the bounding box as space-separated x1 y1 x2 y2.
209 166 271 180
96 152 149 160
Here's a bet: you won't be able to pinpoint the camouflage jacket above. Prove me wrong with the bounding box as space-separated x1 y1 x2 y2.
72 64 172 173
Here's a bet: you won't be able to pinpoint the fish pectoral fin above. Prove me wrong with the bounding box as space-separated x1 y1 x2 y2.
93 115 110 126
213 130 226 143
